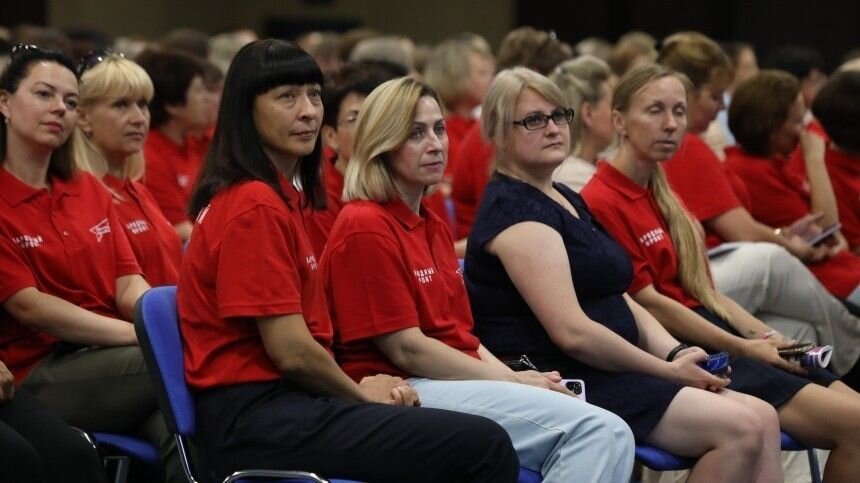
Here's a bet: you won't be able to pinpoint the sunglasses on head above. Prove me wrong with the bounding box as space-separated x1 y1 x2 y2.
77 50 125 77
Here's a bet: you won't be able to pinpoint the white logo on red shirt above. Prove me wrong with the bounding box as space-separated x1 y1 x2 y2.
126 219 151 235
12 235 43 249
638 228 665 247
306 255 318 271
196 205 210 224
177 174 191 188
414 267 435 284
89 218 111 242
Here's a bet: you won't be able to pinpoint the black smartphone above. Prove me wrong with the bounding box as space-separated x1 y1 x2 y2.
807 223 842 246
777 343 815 357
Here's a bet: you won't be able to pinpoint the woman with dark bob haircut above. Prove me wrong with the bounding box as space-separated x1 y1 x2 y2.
179 39 519 483
726 70 860 306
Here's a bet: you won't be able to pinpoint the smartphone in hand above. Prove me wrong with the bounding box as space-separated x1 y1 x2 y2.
807 223 842 246
560 379 586 401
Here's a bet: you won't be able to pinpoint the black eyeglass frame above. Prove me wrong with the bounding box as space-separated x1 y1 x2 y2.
512 108 575 131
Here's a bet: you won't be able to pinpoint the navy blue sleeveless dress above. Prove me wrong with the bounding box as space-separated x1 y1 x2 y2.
466 172 682 440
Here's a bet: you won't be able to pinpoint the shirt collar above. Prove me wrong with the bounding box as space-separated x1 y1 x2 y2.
0 166 78 207
380 197 425 230
594 162 648 201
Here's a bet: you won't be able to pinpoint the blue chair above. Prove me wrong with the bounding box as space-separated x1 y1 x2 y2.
134 286 359 483
781 432 822 483
135 286 540 483
73 428 159 483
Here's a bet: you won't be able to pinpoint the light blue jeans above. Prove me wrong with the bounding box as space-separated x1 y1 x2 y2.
409 378 635 483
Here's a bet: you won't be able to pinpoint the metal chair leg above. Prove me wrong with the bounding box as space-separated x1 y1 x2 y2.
807 448 821 483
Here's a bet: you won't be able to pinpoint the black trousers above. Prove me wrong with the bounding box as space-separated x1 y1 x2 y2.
195 381 519 483
0 389 108 483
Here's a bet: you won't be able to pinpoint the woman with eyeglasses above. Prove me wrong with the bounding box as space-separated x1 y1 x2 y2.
465 66 782 482
73 53 181 287
582 64 860 482
0 45 181 482
322 75 636 483
180 39 520 483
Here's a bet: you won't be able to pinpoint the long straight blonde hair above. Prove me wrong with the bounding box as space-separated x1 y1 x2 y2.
614 65 731 321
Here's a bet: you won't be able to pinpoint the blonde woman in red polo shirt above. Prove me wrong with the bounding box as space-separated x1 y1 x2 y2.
179 39 518 483
0 45 183 481
656 32 860 378
322 76 635 483
581 64 860 482
73 53 182 287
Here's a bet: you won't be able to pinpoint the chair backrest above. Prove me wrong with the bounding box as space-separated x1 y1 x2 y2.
134 285 196 436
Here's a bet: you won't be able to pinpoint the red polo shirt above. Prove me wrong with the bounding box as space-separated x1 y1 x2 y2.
445 114 477 177
450 123 494 239
178 174 333 391
0 168 141 380
143 129 203 225
322 198 481 381
103 175 182 286
726 146 860 298
304 160 346 257
825 148 860 250
581 163 702 308
664 134 744 248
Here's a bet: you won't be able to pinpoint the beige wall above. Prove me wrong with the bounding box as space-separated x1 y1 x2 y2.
49 0 514 48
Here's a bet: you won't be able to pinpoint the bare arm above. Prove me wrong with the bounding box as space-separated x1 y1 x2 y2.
632 284 802 373
256 314 415 404
489 221 720 385
375 328 514 381
3 287 137 346
706 207 824 262
622 293 682 358
174 221 193 242
800 131 839 227
115 274 150 321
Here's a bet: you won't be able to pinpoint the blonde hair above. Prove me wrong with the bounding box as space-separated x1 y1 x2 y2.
657 31 733 90
423 35 493 110
550 55 612 155
482 67 570 169
343 77 442 202
73 54 154 182
613 64 731 320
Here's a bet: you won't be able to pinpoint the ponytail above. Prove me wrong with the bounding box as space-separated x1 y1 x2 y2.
650 166 732 321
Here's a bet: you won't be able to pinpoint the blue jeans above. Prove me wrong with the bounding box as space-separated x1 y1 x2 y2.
409 378 635 483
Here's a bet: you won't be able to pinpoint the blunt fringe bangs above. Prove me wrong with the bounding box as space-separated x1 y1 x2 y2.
188 39 326 217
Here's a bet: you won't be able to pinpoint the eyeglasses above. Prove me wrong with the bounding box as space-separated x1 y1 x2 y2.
77 50 124 77
512 108 574 131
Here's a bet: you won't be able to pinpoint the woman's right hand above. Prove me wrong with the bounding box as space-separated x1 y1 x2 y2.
668 348 729 391
783 232 828 262
358 374 420 406
740 339 806 375
0 361 15 402
511 370 576 397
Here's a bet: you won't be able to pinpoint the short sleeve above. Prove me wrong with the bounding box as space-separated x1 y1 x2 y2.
326 232 419 343
586 202 656 294
216 205 303 318
108 200 143 278
0 235 37 302
469 182 557 249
